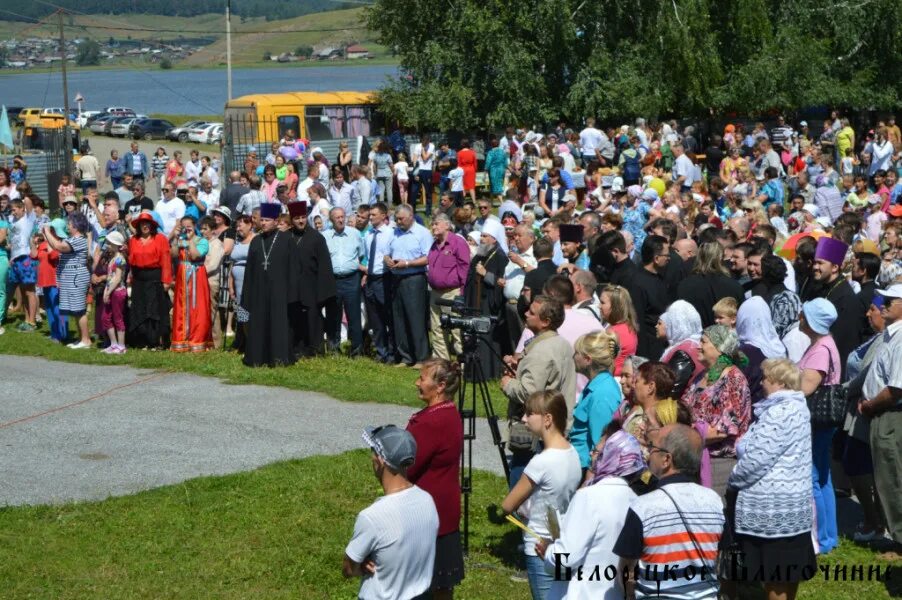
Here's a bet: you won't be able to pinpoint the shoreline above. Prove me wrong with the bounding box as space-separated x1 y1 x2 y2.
0 57 399 76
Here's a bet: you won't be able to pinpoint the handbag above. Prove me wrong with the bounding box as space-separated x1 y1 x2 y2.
805 348 847 428
508 420 535 452
667 349 696 398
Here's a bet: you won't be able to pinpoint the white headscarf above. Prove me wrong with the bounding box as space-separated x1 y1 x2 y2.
737 296 787 359
660 300 703 359
480 218 509 255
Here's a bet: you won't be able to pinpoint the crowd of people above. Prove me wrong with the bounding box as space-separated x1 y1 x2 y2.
2 112 902 599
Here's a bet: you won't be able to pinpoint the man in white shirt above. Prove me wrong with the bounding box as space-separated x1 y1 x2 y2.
297 163 317 203
155 185 186 235
75 149 100 195
198 177 220 214
671 142 696 192
344 425 438 600
183 150 202 186
501 224 537 349
579 117 605 166
409 134 436 216
7 195 38 332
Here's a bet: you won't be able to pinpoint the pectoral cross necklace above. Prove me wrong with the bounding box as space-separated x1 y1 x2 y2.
261 231 280 271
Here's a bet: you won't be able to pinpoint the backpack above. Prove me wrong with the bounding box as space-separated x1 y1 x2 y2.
622 151 641 181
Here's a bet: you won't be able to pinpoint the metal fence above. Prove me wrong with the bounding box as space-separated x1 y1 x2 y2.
2 128 75 209
221 116 448 175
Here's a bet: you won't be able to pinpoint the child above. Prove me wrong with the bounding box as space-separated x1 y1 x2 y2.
101 232 128 354
394 152 409 205
10 156 26 185
713 297 738 329
497 390 581 600
33 219 67 342
57 174 75 202
840 147 855 178
447 158 464 207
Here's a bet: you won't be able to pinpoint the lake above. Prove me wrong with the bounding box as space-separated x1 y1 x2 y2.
0 64 398 115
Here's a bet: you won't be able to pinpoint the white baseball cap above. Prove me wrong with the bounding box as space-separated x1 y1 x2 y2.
876 283 902 300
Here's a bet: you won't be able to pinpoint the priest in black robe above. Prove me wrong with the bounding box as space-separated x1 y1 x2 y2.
288 201 336 359
241 203 297 367
464 219 509 381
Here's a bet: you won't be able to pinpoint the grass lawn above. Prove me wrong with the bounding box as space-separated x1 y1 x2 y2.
0 451 524 598
0 317 509 416
0 450 896 599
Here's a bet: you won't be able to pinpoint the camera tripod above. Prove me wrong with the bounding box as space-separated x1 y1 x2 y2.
457 331 512 555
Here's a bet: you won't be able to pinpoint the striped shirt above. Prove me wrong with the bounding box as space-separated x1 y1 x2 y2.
614 475 724 599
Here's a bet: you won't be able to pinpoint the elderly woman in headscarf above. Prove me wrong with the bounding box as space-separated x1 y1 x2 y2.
463 219 509 379
657 300 706 392
770 287 809 362
737 296 787 403
682 324 752 496
535 427 645 600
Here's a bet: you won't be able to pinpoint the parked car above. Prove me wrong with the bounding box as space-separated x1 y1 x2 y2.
88 115 116 134
167 120 210 143
130 118 175 140
101 106 136 117
188 123 223 144
78 110 102 127
103 116 134 136
110 117 139 137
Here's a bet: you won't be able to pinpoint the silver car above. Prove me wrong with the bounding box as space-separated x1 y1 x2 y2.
167 120 210 143
110 117 139 137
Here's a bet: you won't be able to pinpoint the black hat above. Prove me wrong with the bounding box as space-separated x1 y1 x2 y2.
559 223 584 244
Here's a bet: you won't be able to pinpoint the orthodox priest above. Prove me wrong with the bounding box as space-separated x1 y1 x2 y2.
288 201 336 358
464 218 509 380
241 203 297 367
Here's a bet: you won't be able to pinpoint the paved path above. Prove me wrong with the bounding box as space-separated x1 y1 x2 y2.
0 356 506 506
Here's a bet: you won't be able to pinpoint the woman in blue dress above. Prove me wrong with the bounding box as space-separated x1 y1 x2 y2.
484 137 509 201
42 212 92 349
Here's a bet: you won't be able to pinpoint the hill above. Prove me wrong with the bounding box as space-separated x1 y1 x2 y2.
0 9 387 68
0 0 357 22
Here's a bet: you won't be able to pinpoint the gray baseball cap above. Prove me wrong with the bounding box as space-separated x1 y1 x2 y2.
362 425 417 471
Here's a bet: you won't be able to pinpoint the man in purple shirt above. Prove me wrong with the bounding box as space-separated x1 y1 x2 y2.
427 213 471 359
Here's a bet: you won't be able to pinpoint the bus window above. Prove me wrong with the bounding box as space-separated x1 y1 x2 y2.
346 106 373 138
277 115 301 140
305 106 345 139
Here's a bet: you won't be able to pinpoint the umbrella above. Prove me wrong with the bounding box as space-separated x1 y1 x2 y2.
777 230 826 260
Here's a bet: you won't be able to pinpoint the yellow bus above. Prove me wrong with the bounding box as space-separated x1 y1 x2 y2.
223 91 383 144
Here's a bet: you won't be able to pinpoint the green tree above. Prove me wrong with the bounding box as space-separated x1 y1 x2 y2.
75 39 101 66
263 51 272 61
295 45 313 58
159 57 173 69
368 0 902 128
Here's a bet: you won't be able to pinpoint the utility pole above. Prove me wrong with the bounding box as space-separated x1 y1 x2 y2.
58 9 72 176
226 0 232 101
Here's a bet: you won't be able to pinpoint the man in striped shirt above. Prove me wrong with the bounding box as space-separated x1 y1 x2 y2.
614 424 725 599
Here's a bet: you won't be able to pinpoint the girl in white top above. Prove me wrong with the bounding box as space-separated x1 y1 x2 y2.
394 152 410 204
501 390 582 600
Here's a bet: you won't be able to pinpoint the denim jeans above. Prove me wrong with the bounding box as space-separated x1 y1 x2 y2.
508 450 534 490
525 553 552 600
43 285 68 342
812 427 838 553
409 169 434 215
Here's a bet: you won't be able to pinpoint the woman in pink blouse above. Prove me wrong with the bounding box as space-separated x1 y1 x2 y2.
682 324 752 496
599 284 638 377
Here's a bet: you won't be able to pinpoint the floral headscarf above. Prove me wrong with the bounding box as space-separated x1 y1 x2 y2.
586 430 646 487
703 324 748 382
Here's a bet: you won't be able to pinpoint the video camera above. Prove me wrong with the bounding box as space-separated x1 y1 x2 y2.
437 296 496 335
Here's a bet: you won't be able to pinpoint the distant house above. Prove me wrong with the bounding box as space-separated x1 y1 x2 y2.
314 47 341 60
345 44 370 59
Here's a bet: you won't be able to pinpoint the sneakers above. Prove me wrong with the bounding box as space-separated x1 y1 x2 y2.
16 322 36 333
66 341 92 350
0 326 5 335
101 344 127 354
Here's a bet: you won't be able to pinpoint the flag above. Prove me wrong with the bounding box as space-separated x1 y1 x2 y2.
0 106 13 150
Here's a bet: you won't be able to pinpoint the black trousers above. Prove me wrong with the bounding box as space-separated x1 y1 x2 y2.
364 275 394 362
325 272 363 353
290 301 324 359
391 272 430 365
